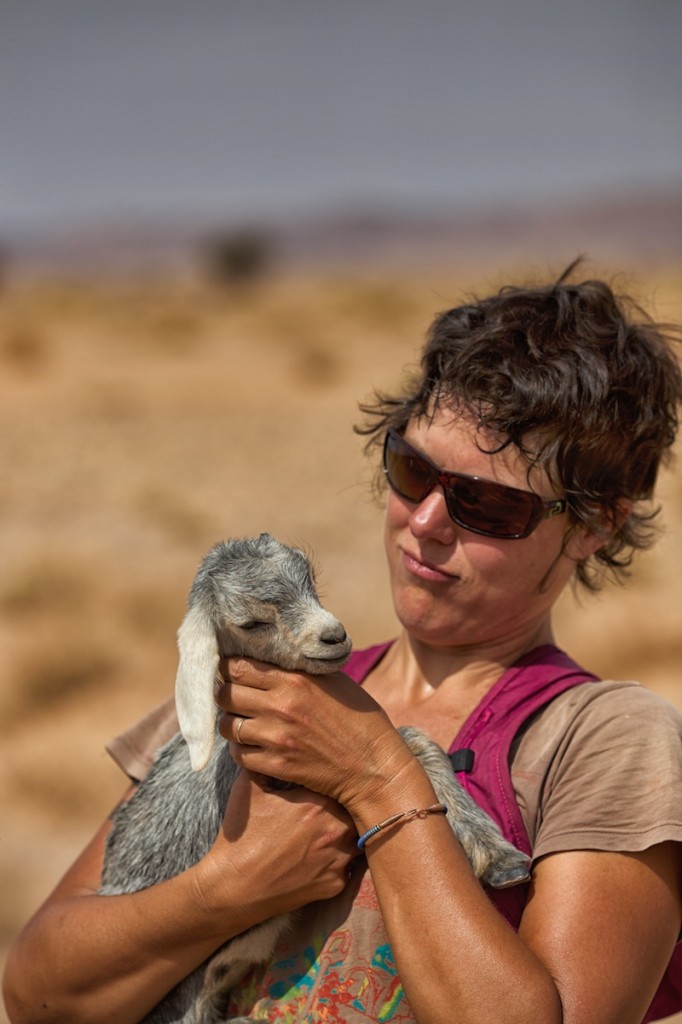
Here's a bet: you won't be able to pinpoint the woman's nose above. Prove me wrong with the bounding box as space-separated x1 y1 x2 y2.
408 488 457 544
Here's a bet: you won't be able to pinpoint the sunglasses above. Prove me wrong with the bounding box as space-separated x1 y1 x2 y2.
383 428 567 540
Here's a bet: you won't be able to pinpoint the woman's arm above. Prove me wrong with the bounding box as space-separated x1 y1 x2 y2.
521 842 681 1023
3 771 356 1024
219 659 682 1024
353 759 681 1024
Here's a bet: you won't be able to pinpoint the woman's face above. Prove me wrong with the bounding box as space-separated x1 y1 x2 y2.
383 409 596 653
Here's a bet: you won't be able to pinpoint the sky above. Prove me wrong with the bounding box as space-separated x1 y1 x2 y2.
1 0 681 233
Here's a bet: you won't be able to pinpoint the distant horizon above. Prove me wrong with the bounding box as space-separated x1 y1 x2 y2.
5 176 682 242
6 180 680 278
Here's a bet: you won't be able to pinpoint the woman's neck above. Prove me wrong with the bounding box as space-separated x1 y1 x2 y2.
391 620 555 699
361 622 555 748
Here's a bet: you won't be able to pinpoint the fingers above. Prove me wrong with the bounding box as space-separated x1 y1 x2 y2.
216 658 316 747
215 658 283 727
219 657 280 693
215 662 268 743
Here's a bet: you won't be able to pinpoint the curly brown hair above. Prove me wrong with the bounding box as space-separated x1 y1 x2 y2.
356 261 682 590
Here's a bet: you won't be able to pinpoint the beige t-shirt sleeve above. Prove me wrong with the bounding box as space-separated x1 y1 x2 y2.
512 680 682 861
106 697 179 782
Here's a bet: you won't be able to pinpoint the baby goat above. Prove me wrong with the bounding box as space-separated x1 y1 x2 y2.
101 534 530 1024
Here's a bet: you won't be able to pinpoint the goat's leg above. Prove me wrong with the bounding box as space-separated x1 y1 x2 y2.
398 726 530 888
197 913 293 1022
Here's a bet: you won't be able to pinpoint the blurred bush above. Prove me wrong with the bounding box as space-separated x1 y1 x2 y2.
201 227 274 287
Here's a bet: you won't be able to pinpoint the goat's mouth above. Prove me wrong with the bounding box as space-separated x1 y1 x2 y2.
304 648 353 668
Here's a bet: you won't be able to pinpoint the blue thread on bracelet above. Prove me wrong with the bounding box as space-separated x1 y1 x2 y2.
357 803 448 850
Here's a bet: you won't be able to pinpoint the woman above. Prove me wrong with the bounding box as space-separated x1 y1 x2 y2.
5 264 682 1024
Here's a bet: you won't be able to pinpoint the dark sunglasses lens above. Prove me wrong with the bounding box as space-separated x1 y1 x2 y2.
446 478 538 538
384 435 435 502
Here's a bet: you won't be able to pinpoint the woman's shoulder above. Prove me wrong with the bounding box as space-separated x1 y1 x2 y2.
525 677 682 747
513 678 682 858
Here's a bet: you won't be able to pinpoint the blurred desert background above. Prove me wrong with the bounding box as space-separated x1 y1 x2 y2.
0 224 681 1015
2 2 682 1019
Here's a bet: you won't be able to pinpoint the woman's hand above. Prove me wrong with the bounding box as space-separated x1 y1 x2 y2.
196 767 358 920
216 658 418 816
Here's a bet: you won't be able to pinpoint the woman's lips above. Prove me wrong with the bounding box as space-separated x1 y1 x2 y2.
402 549 455 582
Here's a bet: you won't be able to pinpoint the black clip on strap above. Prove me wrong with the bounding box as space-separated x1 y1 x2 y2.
450 748 475 773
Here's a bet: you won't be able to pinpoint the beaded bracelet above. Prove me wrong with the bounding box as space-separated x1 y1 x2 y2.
356 803 448 850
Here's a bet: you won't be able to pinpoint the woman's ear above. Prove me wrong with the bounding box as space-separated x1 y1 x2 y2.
565 498 633 561
564 525 605 563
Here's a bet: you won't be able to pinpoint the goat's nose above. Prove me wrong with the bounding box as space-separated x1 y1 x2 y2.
320 623 348 645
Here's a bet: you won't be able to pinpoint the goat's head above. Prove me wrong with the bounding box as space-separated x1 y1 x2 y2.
175 534 352 770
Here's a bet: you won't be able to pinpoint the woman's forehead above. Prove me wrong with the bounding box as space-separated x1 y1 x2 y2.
406 409 555 494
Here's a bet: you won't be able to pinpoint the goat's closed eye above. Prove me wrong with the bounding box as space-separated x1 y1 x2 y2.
239 620 270 631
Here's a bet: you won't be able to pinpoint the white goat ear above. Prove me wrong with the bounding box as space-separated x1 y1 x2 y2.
175 603 220 771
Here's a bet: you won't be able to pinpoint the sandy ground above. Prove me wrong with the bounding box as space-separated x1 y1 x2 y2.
1 262 681 1021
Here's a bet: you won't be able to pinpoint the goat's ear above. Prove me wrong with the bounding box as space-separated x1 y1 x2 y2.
175 603 219 771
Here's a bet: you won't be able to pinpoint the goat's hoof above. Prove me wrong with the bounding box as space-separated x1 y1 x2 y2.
485 863 531 889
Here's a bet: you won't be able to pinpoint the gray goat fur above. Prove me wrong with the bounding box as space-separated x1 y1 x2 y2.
100 533 530 1024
